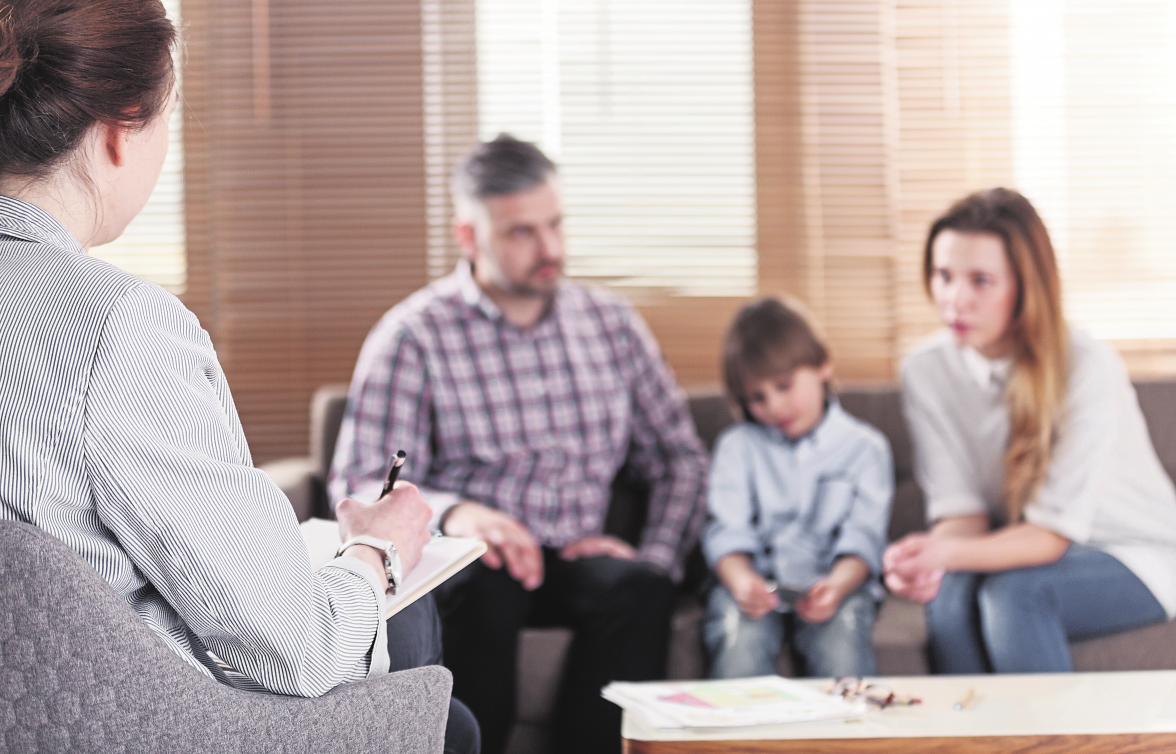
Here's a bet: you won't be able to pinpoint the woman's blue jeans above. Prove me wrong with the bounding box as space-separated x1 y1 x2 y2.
703 582 879 679
926 544 1166 674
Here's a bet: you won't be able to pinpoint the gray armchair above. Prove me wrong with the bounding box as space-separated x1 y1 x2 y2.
0 519 452 753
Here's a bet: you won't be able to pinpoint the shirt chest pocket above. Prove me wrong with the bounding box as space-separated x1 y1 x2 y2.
809 476 856 535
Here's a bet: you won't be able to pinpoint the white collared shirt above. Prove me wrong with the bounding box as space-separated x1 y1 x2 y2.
903 329 1176 617
702 400 895 601
959 346 1012 391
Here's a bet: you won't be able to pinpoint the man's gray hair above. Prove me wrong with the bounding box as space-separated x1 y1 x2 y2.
451 134 557 220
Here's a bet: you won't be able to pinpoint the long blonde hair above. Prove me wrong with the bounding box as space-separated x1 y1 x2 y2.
923 188 1069 522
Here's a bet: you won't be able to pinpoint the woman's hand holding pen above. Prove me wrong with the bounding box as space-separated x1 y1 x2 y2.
336 482 432 575
443 501 545 590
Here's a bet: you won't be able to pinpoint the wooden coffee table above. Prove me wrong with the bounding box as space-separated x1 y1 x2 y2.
622 671 1176 753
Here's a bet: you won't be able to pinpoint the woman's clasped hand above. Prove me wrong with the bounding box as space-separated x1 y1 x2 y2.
882 534 948 604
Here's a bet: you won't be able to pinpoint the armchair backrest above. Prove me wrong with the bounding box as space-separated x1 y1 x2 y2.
310 383 351 480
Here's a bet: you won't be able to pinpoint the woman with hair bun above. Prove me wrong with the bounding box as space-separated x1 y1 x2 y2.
0 2 477 748
884 187 1176 673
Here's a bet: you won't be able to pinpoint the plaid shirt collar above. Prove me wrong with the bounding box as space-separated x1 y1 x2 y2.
456 259 504 321
455 258 565 332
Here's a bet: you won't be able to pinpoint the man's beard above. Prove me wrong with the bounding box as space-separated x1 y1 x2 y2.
499 261 562 297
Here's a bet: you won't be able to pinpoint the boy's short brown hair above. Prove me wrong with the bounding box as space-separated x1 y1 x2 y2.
722 296 830 421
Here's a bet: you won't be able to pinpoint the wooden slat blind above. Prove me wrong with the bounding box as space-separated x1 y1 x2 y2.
769 0 1176 382
467 0 758 299
175 0 1176 461
892 0 1013 357
182 0 431 462
423 0 479 280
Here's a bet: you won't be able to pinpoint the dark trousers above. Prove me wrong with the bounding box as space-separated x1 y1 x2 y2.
387 595 481 754
433 549 675 754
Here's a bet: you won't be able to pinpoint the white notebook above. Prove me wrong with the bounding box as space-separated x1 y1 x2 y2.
299 518 487 618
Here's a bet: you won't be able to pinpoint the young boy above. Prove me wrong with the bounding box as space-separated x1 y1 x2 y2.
702 297 894 678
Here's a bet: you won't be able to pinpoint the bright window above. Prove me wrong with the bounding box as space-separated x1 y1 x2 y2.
471 0 757 297
89 0 186 293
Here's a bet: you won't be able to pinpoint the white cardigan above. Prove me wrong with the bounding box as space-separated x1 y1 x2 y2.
902 328 1176 618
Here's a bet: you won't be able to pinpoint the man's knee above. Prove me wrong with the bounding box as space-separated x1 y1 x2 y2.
435 561 530 625
609 560 675 608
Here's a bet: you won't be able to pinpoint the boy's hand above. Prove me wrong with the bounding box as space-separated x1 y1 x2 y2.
795 554 870 623
731 571 780 620
716 553 779 620
795 578 841 623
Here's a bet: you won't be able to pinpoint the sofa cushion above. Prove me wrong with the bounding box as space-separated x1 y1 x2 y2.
838 386 913 482
1072 619 1176 671
1134 379 1176 484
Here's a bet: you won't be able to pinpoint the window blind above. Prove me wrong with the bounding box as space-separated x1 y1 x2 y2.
777 0 1176 381
178 0 1176 461
1011 0 1176 347
181 0 431 462
466 0 758 298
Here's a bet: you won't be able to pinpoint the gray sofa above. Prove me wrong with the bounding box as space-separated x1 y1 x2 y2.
0 519 452 753
263 379 1176 754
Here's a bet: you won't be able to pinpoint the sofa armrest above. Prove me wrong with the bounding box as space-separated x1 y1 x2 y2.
260 456 318 522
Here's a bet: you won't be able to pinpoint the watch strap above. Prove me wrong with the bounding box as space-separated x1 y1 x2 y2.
336 535 401 593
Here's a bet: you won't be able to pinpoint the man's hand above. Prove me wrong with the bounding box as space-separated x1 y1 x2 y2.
883 534 949 603
443 501 544 590
559 535 637 561
335 481 432 578
715 553 779 620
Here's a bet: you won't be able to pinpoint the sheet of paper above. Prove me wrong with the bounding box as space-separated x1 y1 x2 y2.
299 518 486 617
603 675 865 729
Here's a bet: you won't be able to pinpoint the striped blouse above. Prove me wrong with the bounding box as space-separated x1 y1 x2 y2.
0 196 389 696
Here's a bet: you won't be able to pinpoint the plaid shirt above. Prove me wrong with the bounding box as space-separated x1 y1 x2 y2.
328 262 708 578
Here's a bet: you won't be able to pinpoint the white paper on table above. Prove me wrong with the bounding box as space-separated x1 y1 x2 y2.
603 675 865 730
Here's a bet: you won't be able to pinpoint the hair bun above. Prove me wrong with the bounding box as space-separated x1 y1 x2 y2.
0 8 23 98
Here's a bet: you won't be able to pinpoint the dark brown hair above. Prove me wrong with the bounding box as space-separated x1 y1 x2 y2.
722 296 830 421
0 0 176 181
923 187 1068 522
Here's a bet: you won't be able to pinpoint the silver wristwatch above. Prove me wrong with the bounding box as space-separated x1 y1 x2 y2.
336 535 403 594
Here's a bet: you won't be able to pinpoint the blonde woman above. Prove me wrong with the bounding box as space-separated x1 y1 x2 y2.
884 188 1176 673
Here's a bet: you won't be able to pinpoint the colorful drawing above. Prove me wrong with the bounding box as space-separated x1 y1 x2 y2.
658 684 805 710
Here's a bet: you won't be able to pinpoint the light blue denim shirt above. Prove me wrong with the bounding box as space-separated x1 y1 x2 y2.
701 399 894 601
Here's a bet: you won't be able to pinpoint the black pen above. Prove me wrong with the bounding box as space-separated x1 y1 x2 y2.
379 450 407 499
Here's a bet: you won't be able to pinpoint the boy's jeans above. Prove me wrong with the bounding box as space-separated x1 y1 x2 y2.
702 582 879 678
